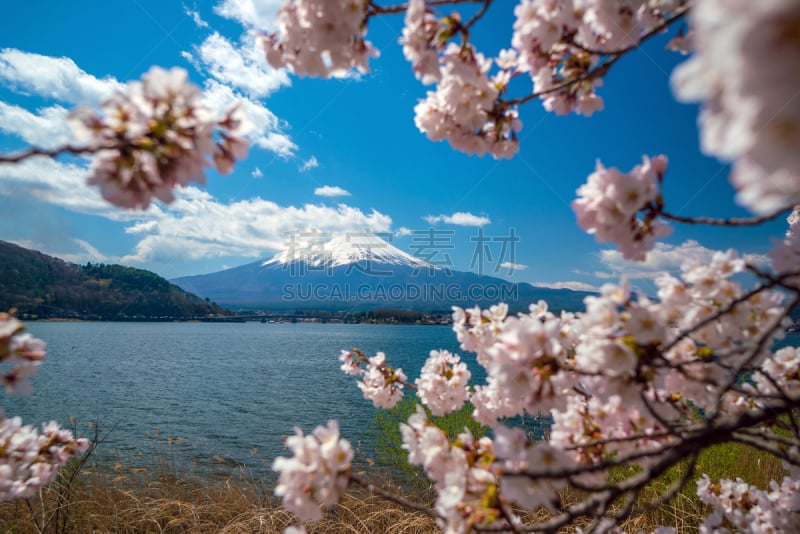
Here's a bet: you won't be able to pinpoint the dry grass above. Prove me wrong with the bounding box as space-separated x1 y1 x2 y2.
0 459 439 534
607 441 786 533
0 440 786 533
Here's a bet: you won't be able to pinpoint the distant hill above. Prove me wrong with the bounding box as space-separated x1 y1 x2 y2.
0 241 229 320
171 232 596 313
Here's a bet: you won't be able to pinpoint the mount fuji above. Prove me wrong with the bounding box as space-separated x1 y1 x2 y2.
171 233 595 312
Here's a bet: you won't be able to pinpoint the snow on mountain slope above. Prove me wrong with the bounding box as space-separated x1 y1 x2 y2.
261 232 433 269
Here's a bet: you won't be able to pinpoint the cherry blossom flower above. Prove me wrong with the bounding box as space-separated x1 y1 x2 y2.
696 474 800 532
400 0 442 84
415 350 471 416
0 415 90 500
272 420 352 522
261 0 378 78
0 313 89 501
355 351 407 409
671 0 800 213
573 155 671 260
1 313 45 396
769 206 800 287
413 44 521 159
70 66 248 209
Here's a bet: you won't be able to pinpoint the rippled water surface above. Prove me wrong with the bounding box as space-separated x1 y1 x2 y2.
6 322 463 473
6 322 798 476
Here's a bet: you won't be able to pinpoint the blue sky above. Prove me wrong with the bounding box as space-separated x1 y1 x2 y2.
0 1 786 294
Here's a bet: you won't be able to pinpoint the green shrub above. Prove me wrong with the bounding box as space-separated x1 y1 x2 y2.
368 395 488 493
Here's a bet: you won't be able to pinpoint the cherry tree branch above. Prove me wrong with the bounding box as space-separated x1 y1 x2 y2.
368 0 487 16
0 144 108 164
661 271 800 356
659 207 791 226
349 474 439 518
464 0 493 30
567 3 691 57
505 4 690 107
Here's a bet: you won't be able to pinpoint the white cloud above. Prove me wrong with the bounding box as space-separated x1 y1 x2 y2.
395 226 413 237
189 32 289 98
499 261 527 271
0 102 74 149
424 211 491 227
299 155 318 172
0 139 393 269
598 240 771 280
58 239 110 264
120 188 393 263
251 167 263 179
184 6 209 28
0 46 294 166
0 158 104 214
0 157 157 221
314 185 351 197
535 281 599 292
202 79 296 156
10 238 110 265
213 0 283 30
0 48 121 105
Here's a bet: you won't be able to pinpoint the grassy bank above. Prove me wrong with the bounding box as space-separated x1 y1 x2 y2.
0 438 786 533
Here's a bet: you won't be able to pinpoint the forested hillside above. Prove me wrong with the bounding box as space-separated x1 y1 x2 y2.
0 241 228 319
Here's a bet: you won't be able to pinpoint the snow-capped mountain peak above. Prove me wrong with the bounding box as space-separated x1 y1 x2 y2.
261 232 433 269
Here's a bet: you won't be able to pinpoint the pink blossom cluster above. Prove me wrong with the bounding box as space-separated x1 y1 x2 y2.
413 44 521 159
768 206 800 287
400 0 442 85
400 0 521 158
513 0 689 116
755 346 800 400
203 1 800 529
329 245 789 528
0 312 45 396
272 420 352 522
70 66 248 209
262 1 688 159
696 474 800 532
261 0 378 78
401 406 500 533
573 155 671 260
493 426 572 512
672 0 800 214
0 313 89 501
415 349 471 416
338 349 407 408
0 416 89 500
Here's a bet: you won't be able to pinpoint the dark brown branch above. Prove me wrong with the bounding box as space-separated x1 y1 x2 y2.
624 452 698 519
662 272 800 356
659 207 791 226
505 4 690 107
0 144 108 164
505 58 618 107
567 4 691 57
349 474 440 519
732 430 800 463
368 0 486 16
731 435 800 467
748 265 800 292
710 294 800 421
464 0 493 30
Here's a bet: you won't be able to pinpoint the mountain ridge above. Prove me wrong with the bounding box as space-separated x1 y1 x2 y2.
0 241 229 319
171 233 597 313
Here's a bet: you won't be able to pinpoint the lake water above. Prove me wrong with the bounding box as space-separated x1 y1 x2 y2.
5 322 465 477
5 322 799 479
